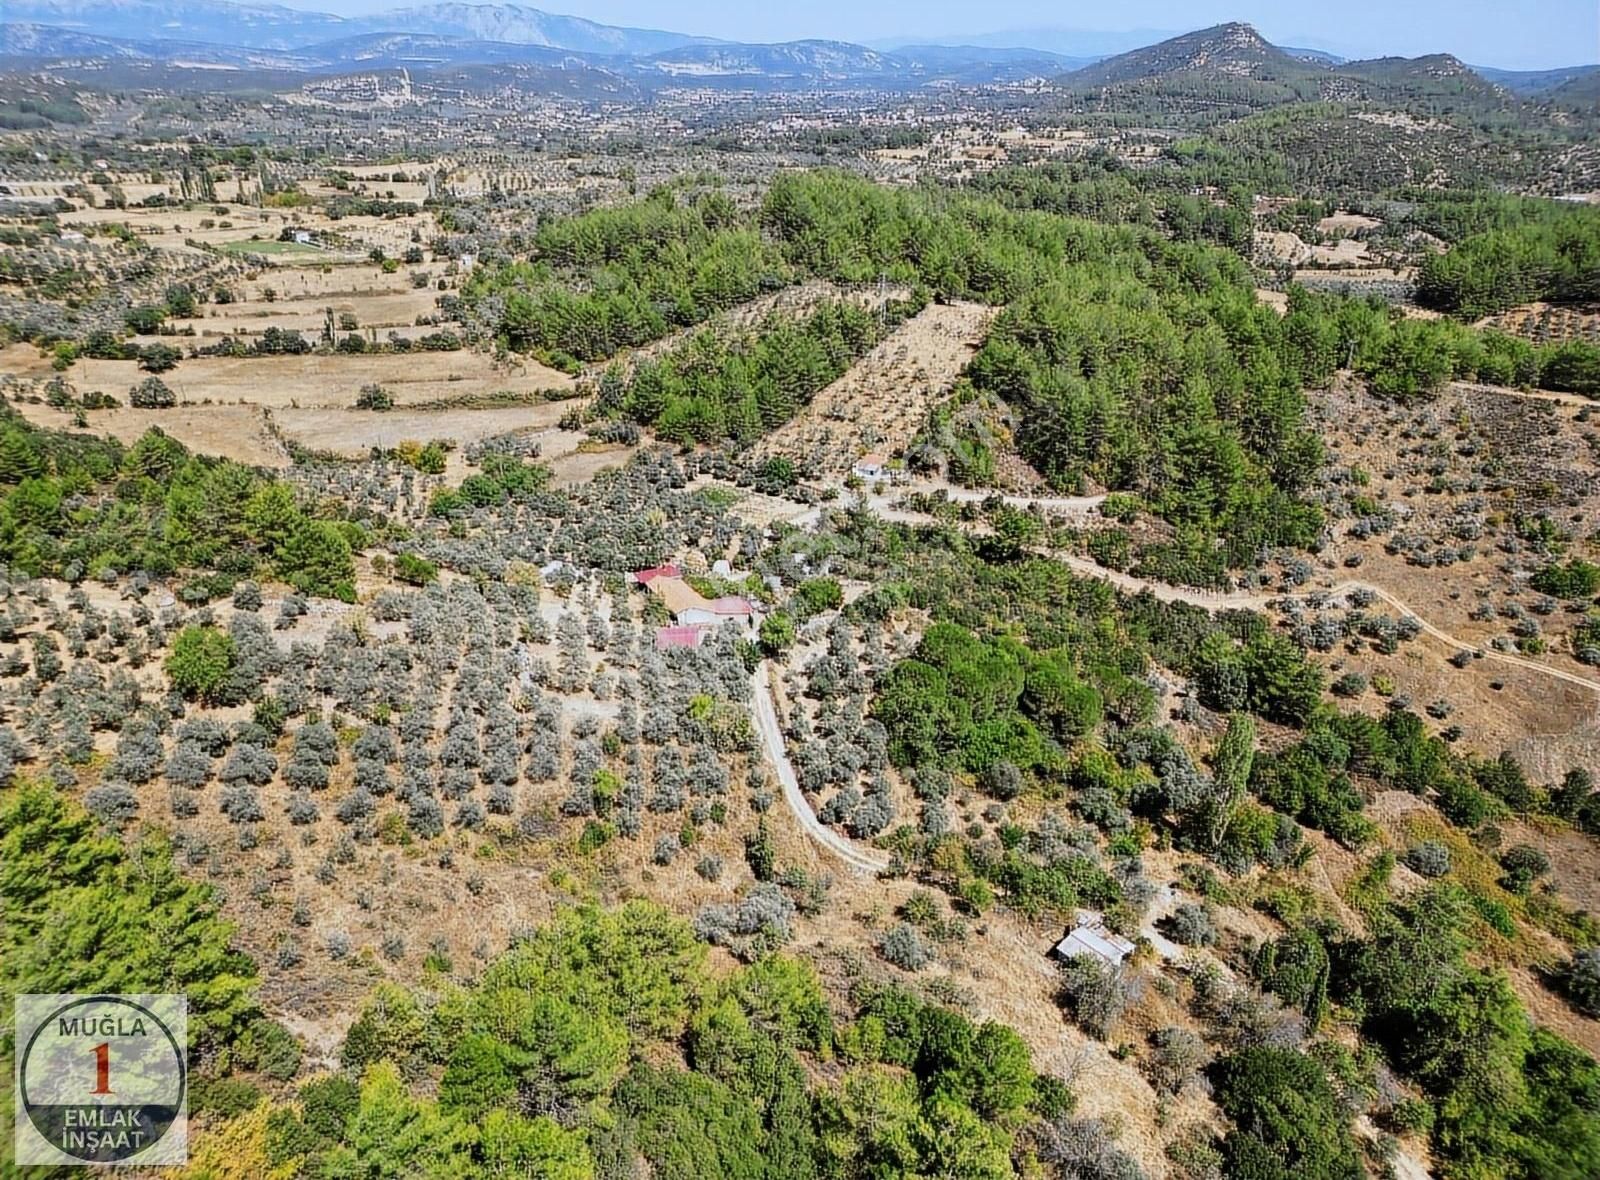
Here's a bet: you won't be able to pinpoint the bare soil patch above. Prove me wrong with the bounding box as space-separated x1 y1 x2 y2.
66 349 571 411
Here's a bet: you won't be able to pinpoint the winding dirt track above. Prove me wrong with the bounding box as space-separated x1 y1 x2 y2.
749 664 890 875
759 468 1600 871
1047 549 1600 697
1326 580 1600 696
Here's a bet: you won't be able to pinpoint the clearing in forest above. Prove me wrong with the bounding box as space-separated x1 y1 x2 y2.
750 300 998 476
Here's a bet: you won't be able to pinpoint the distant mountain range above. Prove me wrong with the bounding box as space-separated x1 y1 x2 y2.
1472 62 1600 96
0 3 1595 98
0 2 1090 85
0 0 708 55
869 28 1175 59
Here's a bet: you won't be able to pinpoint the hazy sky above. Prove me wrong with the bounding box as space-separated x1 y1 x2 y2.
271 0 1600 69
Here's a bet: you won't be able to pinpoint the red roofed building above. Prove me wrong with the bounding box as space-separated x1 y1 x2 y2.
706 596 756 620
654 625 708 650
644 575 759 629
633 564 682 586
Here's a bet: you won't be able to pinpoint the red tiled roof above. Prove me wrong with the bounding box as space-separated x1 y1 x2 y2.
654 625 707 650
707 596 755 616
634 564 681 585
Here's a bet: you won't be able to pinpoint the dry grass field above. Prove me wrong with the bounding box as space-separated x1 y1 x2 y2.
85 349 567 409
233 261 442 303
177 290 447 339
276 402 572 456
14 399 290 467
5 334 578 450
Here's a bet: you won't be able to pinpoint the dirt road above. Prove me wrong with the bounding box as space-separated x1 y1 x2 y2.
797 492 1600 698
749 663 889 875
787 483 1106 530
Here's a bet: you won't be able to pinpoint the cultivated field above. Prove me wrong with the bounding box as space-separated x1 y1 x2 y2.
749 300 999 475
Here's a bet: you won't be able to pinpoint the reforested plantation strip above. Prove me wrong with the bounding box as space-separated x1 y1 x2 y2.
758 170 1151 298
967 270 1325 566
959 157 1256 253
602 295 924 445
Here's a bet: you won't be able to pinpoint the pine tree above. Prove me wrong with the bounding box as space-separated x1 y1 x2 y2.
1206 713 1257 850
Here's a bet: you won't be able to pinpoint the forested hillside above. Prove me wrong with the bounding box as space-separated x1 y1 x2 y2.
757 173 1322 559
1415 198 1600 317
0 408 363 597
189 901 1079 1178
462 187 792 368
811 502 1600 1180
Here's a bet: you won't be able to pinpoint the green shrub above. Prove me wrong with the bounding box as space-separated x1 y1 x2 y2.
165 625 236 704
394 552 438 586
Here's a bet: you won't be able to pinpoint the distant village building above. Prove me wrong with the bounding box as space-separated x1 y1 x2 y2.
1052 912 1135 969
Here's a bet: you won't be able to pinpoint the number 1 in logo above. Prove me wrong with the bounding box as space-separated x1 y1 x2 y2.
92 1043 112 1096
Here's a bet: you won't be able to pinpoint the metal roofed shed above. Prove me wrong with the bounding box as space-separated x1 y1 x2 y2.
1052 912 1136 969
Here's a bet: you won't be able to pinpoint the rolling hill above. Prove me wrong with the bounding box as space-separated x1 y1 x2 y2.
1063 21 1314 87
1335 53 1510 103
1548 68 1600 106
1049 24 1583 117
1050 22 1333 113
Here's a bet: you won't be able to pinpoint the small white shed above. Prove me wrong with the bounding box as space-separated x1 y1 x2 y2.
852 453 889 482
1052 913 1135 969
